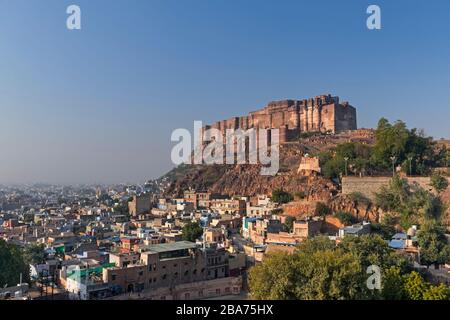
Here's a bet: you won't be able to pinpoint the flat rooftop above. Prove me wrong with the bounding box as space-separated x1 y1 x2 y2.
143 241 198 253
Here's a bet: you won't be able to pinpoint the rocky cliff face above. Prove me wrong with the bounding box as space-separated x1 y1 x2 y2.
159 130 376 198
328 195 384 223
160 140 341 198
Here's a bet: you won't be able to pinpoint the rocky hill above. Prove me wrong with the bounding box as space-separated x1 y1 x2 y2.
157 130 374 198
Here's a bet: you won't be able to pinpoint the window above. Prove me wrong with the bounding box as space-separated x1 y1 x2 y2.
162 274 167 280
225 287 230 293
111 274 116 281
160 296 166 300
216 289 220 294
193 269 197 275
139 271 144 276
173 264 177 267
184 293 190 299
184 270 189 276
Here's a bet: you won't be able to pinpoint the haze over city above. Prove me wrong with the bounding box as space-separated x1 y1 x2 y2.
1 0 449 184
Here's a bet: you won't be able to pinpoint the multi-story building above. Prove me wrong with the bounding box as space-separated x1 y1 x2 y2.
102 241 231 294
293 217 323 239
128 194 152 216
210 198 246 215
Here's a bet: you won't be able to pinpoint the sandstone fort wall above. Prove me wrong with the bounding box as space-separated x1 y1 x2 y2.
204 94 357 143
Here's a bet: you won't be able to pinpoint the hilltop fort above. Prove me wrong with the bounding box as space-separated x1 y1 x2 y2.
205 94 357 143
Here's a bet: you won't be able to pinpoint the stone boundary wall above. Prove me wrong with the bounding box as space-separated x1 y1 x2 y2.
109 276 243 300
342 176 450 200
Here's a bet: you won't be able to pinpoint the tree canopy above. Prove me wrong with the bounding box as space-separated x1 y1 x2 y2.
318 118 445 179
270 189 293 204
181 221 203 242
23 243 47 265
248 235 449 300
417 222 450 266
430 172 449 193
0 239 30 287
375 175 444 229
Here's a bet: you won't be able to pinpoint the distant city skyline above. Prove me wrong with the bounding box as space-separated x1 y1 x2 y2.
1 0 449 184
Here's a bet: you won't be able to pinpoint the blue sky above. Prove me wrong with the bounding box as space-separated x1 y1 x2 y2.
0 0 449 184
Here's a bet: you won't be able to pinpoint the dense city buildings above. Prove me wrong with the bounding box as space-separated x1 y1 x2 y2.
1 98 449 301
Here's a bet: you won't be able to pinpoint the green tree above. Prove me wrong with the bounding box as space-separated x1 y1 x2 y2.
296 236 336 255
430 172 449 193
370 223 396 239
248 243 368 300
283 216 296 233
372 118 437 175
181 221 203 242
334 211 356 226
248 235 450 301
417 222 450 266
291 249 366 300
422 283 449 300
0 239 30 287
338 235 406 270
375 175 444 229
248 252 295 300
315 202 331 217
271 189 293 204
403 271 428 300
23 244 47 265
382 266 406 300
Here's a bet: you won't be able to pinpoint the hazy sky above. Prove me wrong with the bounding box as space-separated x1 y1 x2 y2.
0 0 449 184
